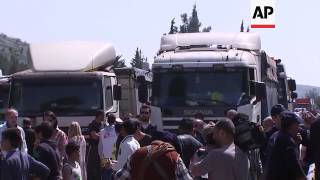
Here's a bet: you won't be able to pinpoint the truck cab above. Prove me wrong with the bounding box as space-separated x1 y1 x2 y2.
149 32 279 131
114 67 152 117
8 42 121 133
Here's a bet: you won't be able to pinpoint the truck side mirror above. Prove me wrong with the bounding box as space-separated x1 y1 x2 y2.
288 79 296 91
137 75 148 103
291 92 298 99
250 81 266 101
113 85 122 101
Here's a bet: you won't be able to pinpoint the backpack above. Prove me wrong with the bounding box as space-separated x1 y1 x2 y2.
233 114 266 151
137 141 178 180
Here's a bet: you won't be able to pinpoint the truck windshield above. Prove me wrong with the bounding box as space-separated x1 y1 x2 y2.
10 79 102 116
152 68 248 107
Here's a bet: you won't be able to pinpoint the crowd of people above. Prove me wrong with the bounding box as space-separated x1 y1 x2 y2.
0 104 319 180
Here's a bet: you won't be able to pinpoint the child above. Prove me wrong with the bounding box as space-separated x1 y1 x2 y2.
63 141 82 180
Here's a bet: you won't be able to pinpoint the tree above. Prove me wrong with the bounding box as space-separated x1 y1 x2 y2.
305 88 320 109
179 13 189 33
202 26 212 32
240 20 244 32
130 48 148 69
169 18 178 34
169 4 212 34
188 4 201 33
113 55 126 68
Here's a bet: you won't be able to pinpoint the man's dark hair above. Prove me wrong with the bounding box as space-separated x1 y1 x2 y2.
280 111 300 130
140 104 151 113
215 119 235 137
65 141 80 156
43 111 56 120
232 113 249 125
35 122 54 139
43 111 58 128
107 113 116 125
178 118 194 134
23 118 32 127
115 122 124 134
95 110 105 118
2 128 22 149
122 119 139 135
271 104 286 117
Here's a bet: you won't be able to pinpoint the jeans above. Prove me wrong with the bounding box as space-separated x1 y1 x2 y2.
101 168 113 180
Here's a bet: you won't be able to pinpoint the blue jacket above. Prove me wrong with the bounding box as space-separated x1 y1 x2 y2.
0 149 50 180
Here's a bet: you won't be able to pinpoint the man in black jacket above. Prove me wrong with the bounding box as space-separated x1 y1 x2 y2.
265 111 306 180
177 118 203 167
307 116 320 179
0 128 50 180
34 122 63 180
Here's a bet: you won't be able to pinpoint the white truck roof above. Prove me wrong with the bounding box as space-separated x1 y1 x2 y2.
30 41 116 72
160 32 261 52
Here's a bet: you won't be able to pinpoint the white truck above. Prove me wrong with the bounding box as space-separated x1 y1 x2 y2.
274 58 297 111
142 32 286 131
114 67 152 117
8 42 121 133
0 76 10 122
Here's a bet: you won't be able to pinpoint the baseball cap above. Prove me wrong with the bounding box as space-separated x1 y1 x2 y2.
271 104 286 116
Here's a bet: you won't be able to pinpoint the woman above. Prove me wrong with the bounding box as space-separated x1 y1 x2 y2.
68 122 87 180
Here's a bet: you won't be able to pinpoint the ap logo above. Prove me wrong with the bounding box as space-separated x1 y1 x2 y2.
251 0 275 28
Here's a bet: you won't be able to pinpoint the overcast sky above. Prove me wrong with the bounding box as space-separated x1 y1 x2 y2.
1 0 319 86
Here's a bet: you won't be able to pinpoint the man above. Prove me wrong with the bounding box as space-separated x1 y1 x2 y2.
225 109 237 120
262 116 274 133
43 111 67 159
191 119 249 180
190 122 216 180
0 128 50 180
115 140 192 180
264 111 306 180
193 118 206 144
23 117 36 155
177 118 203 167
306 116 320 179
114 119 140 171
138 105 179 149
0 108 28 153
260 104 286 167
134 120 152 147
267 104 286 139
87 110 105 180
33 122 63 180
139 105 156 136
98 113 118 180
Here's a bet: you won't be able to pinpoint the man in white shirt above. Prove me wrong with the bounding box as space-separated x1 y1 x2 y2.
0 108 28 153
114 119 140 171
98 114 118 180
